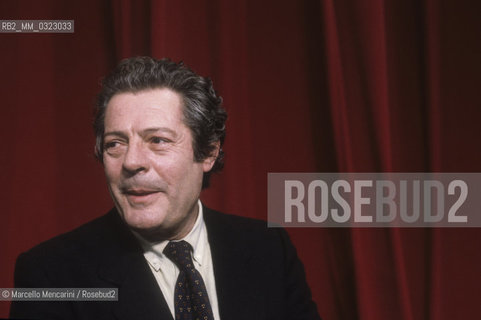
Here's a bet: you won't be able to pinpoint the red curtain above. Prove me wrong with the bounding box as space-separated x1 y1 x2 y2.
1 0 480 319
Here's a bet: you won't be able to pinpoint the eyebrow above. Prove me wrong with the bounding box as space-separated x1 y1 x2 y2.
141 127 177 137
103 131 128 140
103 127 178 139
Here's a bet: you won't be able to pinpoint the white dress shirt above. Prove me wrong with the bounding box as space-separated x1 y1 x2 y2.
133 200 221 320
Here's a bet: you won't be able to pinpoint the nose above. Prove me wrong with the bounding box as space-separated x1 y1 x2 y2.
122 141 149 175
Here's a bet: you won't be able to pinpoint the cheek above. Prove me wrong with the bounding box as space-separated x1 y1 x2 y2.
153 161 183 181
103 159 122 183
154 158 202 184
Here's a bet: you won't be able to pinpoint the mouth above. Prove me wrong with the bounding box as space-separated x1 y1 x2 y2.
124 189 159 195
122 189 161 204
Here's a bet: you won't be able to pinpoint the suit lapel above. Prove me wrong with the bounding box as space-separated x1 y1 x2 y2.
94 207 264 320
204 208 265 320
96 210 173 320
99 255 173 320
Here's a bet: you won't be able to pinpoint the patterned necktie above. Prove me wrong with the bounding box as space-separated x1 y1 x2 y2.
163 240 214 320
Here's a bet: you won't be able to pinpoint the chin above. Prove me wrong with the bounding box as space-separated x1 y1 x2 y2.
127 216 180 241
121 208 168 231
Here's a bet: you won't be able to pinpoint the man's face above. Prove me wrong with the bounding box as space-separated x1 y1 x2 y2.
102 88 216 240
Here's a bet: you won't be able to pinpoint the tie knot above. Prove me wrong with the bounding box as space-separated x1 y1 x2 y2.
163 240 194 270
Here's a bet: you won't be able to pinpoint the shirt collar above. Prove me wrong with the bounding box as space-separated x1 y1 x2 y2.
134 200 207 270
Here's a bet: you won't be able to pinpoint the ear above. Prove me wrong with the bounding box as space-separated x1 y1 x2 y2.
202 141 220 172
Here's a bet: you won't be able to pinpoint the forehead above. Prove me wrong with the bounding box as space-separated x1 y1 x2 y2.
104 88 185 131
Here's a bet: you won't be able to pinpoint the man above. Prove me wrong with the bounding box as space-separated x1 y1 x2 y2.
10 57 321 320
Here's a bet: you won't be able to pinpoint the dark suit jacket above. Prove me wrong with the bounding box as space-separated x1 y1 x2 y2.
10 206 321 320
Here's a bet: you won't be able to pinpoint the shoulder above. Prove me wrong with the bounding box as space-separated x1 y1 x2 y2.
203 206 285 235
203 206 292 256
16 209 136 268
203 206 269 230
202 207 321 320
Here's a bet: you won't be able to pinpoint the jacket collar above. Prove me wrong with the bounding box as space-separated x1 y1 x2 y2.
95 206 262 320
95 209 173 320
203 207 264 320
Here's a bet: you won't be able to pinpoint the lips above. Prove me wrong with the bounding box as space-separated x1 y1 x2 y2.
124 189 158 196
122 188 161 205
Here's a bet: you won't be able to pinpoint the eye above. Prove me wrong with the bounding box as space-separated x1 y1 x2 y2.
148 136 172 151
103 140 126 156
150 136 164 144
104 141 121 149
104 141 116 149
150 136 171 144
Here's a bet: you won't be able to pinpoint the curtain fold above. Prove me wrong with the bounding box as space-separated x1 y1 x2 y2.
1 1 479 319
